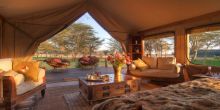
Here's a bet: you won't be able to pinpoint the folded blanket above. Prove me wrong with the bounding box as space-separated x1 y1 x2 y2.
93 78 220 110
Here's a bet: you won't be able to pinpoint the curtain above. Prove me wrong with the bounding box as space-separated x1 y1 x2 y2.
0 2 87 59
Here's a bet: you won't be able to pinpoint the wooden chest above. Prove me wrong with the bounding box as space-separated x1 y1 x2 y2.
79 74 141 104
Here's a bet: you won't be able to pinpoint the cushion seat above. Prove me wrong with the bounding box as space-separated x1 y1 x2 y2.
16 68 45 95
130 69 179 78
129 57 181 79
16 80 43 95
4 70 25 86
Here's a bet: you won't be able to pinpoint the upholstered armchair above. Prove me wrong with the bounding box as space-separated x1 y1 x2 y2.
0 58 46 110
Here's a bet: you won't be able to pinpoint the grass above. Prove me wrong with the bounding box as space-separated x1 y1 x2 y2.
192 58 220 66
33 57 113 70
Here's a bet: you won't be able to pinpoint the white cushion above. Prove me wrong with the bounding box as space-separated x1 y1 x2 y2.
130 68 179 78
157 57 176 70
142 57 157 69
16 80 43 95
0 58 12 71
4 70 25 86
16 68 45 95
38 68 45 83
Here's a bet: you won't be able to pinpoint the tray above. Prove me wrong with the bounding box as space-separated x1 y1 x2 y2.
86 78 104 82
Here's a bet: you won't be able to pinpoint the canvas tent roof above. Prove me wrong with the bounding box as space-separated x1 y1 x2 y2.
1 0 220 59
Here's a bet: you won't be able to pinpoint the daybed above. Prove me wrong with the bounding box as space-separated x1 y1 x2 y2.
93 78 220 110
128 57 184 82
0 58 46 110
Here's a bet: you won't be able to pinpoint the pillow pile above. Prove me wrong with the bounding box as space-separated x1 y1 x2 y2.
13 60 40 82
133 58 149 71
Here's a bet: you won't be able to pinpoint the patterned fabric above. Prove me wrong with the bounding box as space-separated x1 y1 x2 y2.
93 78 220 110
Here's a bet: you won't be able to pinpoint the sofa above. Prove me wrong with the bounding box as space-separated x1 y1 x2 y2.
128 57 183 82
0 58 46 110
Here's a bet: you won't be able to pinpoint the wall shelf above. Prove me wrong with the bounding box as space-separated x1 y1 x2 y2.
127 35 143 60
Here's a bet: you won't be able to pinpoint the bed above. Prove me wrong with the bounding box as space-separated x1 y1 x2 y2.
92 78 220 110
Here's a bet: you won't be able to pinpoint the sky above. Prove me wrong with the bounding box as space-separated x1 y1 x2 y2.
74 12 113 51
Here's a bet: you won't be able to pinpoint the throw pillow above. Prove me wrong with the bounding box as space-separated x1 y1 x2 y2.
133 58 149 70
26 61 40 82
13 60 40 82
129 63 136 70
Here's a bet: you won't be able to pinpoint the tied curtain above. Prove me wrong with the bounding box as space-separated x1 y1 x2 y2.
0 1 129 60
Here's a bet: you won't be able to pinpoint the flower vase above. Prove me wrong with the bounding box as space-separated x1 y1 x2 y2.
113 65 122 82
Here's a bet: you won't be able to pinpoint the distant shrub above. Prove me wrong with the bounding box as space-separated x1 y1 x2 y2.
213 56 220 60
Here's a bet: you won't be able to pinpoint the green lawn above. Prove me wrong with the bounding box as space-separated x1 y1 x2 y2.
192 59 220 66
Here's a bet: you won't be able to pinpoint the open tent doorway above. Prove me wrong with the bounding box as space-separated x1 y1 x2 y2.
33 12 126 83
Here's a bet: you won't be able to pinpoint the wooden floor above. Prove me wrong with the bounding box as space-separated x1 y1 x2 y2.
0 67 168 110
36 85 78 110
0 80 164 110
36 80 162 110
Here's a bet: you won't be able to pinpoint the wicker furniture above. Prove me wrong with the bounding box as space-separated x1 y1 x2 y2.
79 74 141 104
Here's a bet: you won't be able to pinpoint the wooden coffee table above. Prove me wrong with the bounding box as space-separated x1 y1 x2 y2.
79 74 141 104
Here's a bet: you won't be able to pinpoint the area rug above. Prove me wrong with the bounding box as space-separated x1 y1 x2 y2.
64 92 92 110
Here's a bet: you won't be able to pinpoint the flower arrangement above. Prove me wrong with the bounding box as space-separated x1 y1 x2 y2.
107 52 132 67
107 52 131 81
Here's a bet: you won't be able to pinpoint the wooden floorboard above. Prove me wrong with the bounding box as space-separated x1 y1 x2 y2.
36 85 79 110
36 80 162 110
0 79 164 110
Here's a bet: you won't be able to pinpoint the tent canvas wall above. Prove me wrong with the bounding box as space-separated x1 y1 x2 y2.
1 0 220 63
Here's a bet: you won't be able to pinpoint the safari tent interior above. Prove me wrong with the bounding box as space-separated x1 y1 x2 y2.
0 0 220 110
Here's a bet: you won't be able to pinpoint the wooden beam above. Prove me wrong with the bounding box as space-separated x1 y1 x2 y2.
0 18 2 58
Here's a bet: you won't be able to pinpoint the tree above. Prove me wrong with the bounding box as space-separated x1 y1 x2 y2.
38 23 104 59
37 40 55 57
88 36 104 56
144 38 171 57
107 38 123 52
189 31 220 60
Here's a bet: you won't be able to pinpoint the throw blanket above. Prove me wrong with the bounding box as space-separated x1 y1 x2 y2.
93 78 220 110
